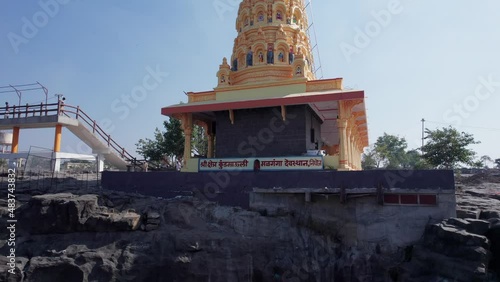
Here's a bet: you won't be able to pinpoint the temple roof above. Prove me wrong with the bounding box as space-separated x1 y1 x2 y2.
162 89 363 115
161 88 368 147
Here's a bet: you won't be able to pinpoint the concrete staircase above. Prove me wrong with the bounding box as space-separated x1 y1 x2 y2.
65 121 128 170
0 102 141 170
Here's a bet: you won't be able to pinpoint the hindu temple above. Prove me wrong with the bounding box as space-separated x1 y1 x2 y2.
161 0 369 172
107 0 455 254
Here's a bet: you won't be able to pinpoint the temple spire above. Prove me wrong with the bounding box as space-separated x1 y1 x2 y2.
216 0 315 87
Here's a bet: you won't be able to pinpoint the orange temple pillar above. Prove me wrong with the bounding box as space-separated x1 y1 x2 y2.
337 118 348 170
53 124 62 152
11 127 20 153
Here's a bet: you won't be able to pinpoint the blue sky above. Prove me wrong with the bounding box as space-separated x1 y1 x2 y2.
1 0 499 163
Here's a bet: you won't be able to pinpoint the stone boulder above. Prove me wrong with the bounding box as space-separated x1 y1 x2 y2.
18 193 141 234
487 219 500 277
401 218 494 282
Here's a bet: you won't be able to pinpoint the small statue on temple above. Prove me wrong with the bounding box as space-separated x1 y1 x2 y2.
246 47 253 67
289 46 295 64
267 44 274 64
258 52 264 63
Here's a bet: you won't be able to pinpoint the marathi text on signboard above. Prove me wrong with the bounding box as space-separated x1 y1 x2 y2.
199 156 323 171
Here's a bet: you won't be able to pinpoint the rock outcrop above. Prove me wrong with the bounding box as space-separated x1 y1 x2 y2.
397 175 500 282
400 218 493 281
0 173 499 281
17 193 141 234
1 192 403 282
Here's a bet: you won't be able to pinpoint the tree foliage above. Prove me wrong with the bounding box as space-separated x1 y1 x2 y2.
192 125 208 157
404 149 430 170
477 155 493 169
163 118 185 158
136 118 184 165
361 134 429 170
421 126 479 169
361 145 382 170
373 133 408 169
136 118 209 167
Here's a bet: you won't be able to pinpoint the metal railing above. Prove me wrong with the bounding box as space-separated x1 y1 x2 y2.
0 102 57 119
0 101 147 170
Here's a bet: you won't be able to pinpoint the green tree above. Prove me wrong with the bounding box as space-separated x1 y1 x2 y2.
136 118 209 166
421 126 480 169
163 118 184 158
471 160 484 169
361 145 382 170
192 125 208 157
479 155 492 168
374 133 408 169
136 118 184 165
136 128 167 163
362 135 430 169
404 149 430 169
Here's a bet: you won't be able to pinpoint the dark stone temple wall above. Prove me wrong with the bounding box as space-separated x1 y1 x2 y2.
304 106 323 151
214 105 309 158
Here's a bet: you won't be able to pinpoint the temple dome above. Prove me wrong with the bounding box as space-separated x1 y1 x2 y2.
216 0 316 87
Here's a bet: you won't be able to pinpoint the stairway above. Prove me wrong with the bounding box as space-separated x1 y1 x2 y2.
66 122 128 170
0 102 142 171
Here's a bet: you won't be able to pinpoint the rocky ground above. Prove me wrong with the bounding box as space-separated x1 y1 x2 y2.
0 171 499 282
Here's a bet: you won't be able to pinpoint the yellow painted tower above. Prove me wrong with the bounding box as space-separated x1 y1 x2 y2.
216 0 315 87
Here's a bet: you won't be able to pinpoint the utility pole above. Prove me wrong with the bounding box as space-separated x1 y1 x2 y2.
421 118 425 152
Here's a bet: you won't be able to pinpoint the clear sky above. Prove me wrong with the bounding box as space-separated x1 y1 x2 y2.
1 0 499 163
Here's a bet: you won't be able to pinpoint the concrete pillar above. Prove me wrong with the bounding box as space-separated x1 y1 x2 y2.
337 119 348 170
353 140 358 170
182 113 193 165
11 127 19 153
54 124 62 152
346 127 352 169
350 136 355 170
96 154 105 172
350 135 355 169
52 152 61 173
356 141 362 169
356 139 361 170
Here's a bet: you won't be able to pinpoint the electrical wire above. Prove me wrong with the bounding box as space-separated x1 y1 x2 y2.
0 87 44 94
0 83 38 89
425 120 500 132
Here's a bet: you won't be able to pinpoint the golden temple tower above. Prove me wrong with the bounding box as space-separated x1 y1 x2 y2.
217 0 315 87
